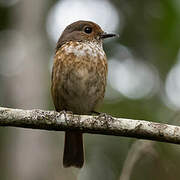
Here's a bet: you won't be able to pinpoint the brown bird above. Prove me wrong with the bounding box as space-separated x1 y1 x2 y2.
51 20 117 168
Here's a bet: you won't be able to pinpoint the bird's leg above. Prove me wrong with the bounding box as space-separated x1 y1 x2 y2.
59 110 74 124
98 113 113 128
91 111 113 127
59 110 68 122
91 110 101 115
91 110 112 118
97 112 113 120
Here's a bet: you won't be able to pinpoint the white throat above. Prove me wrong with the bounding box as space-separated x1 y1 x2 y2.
63 41 105 59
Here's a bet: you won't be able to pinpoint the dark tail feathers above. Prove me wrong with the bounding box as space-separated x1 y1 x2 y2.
63 131 84 168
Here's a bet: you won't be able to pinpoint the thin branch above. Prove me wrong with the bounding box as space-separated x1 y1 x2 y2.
0 107 180 145
119 140 157 180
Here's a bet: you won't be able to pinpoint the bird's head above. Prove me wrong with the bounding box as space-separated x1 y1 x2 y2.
56 20 117 51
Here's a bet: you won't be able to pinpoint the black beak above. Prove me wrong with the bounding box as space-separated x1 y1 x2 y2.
100 32 118 39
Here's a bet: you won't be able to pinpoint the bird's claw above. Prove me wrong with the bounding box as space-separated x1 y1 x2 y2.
98 113 113 120
59 110 74 123
97 113 113 127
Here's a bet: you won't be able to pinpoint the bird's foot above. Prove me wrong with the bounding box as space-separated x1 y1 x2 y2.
94 112 113 128
91 111 101 115
98 113 113 121
91 111 113 120
59 110 74 123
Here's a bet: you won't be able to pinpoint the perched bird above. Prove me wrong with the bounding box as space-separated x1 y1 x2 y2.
51 20 117 168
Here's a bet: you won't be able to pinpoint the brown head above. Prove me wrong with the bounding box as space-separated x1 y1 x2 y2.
56 20 117 52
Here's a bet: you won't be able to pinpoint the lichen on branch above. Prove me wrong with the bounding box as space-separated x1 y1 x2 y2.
0 107 180 145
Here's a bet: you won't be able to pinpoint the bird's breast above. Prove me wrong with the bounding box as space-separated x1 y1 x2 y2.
57 41 107 86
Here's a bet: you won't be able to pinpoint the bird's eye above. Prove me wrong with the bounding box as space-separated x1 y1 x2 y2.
84 27 92 34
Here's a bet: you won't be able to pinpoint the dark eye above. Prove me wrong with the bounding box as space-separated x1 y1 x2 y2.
84 27 92 34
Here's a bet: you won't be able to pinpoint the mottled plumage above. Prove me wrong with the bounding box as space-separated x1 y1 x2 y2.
52 41 107 114
51 20 117 168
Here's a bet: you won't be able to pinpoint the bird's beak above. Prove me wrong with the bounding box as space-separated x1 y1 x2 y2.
100 32 119 39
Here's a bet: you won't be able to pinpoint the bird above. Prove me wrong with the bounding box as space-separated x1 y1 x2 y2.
51 20 117 168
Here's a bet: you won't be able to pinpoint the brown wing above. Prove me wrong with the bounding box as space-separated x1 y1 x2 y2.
51 44 77 112
51 54 61 112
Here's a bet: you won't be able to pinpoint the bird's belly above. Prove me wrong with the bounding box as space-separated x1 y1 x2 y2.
58 64 106 114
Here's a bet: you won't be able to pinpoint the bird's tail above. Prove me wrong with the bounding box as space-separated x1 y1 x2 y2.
63 131 84 168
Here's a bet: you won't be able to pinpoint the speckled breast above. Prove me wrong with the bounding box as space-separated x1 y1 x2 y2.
51 41 108 114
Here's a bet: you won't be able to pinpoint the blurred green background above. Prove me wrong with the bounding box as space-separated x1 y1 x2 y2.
0 0 180 179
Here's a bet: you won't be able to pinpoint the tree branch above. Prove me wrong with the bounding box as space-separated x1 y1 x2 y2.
0 107 180 145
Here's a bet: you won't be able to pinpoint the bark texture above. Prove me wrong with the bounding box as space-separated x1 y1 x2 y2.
0 107 180 145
